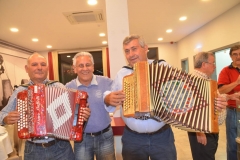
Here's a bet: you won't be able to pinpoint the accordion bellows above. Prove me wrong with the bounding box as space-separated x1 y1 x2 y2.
123 61 218 133
17 84 88 141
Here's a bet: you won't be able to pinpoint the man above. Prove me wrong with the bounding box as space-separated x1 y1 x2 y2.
0 53 91 160
104 35 229 160
65 52 115 160
218 45 240 160
187 52 229 160
104 35 177 160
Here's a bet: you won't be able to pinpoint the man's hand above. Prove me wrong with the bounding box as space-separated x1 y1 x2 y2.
227 92 240 101
104 91 125 107
196 132 207 145
82 104 91 121
215 96 227 112
3 111 20 124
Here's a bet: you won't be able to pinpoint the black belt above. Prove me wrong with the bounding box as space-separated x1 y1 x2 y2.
27 139 58 148
125 124 170 135
227 106 236 111
85 125 111 137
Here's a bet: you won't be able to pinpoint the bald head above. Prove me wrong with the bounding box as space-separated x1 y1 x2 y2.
25 53 49 84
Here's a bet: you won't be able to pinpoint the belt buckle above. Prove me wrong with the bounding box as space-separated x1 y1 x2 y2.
90 133 95 137
42 143 48 148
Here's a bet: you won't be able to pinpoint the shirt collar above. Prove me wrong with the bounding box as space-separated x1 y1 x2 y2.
76 74 98 87
29 79 49 85
193 69 210 79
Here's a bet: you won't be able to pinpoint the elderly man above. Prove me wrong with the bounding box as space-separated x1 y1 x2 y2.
65 52 115 160
187 52 230 160
0 53 91 160
104 35 228 160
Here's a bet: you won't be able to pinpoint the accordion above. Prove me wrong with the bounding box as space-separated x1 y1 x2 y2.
123 61 218 133
17 84 88 141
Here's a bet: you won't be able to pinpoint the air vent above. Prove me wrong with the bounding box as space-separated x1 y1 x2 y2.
63 10 104 24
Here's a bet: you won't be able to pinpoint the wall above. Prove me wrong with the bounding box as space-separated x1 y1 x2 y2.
0 47 29 107
177 4 240 73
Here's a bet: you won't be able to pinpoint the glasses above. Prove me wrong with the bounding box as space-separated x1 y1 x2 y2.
205 62 216 65
77 63 93 68
231 53 240 57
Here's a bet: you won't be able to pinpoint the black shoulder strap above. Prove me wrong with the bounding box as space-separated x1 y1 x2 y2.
122 66 133 70
20 80 58 88
152 59 165 64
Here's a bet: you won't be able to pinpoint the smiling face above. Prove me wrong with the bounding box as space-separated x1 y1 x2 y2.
123 39 148 67
73 55 94 86
25 53 49 84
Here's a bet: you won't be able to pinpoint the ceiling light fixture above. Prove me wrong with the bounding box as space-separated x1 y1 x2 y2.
179 16 187 21
46 45 52 48
158 38 163 41
99 33 105 37
88 0 97 5
102 41 107 44
67 55 71 58
32 38 39 42
166 29 172 33
10 28 18 32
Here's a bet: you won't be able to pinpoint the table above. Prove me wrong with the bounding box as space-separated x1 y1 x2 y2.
0 130 13 160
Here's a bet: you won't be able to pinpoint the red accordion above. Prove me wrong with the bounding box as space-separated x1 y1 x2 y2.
16 84 88 141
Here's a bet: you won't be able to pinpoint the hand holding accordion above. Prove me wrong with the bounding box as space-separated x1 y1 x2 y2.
17 84 88 141
123 61 218 133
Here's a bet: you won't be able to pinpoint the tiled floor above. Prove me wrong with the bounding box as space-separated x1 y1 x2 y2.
173 123 226 160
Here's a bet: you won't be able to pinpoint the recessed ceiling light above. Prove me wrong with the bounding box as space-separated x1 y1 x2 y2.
102 41 107 44
158 38 163 41
67 55 71 58
166 29 172 33
99 33 105 37
88 0 97 5
46 45 52 48
179 16 187 21
32 38 38 42
10 28 18 32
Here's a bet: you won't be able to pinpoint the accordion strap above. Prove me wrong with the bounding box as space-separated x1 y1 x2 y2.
122 59 166 70
20 80 58 88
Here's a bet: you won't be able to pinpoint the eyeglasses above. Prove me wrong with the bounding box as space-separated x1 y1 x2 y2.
231 53 240 57
77 63 93 68
205 62 216 65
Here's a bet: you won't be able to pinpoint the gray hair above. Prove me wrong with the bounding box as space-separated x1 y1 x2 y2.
123 34 146 48
194 52 214 68
72 52 94 66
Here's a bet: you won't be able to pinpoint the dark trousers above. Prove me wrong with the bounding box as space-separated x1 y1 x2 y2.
187 132 219 160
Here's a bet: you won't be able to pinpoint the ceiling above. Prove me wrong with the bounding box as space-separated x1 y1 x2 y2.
0 0 240 52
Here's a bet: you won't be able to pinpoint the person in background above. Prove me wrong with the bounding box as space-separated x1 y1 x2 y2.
65 52 115 160
218 45 240 160
187 51 238 160
0 53 91 160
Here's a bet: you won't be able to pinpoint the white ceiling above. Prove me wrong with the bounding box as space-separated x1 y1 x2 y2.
0 0 239 52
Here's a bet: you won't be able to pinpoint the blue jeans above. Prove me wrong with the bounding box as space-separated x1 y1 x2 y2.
226 107 237 160
74 127 115 160
121 126 176 160
24 140 74 160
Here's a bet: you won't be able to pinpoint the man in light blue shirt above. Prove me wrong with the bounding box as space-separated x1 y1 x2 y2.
65 52 115 160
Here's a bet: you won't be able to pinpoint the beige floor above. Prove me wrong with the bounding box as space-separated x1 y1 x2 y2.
173 123 226 160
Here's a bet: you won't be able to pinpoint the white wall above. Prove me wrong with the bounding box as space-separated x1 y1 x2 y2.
177 4 240 73
148 43 178 67
0 47 29 106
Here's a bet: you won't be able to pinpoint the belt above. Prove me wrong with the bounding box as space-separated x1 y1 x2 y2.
125 124 170 135
227 106 236 111
85 125 111 137
27 139 58 148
